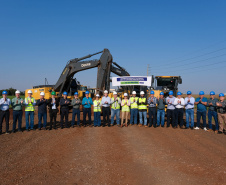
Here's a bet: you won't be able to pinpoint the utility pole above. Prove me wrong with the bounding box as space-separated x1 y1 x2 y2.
147 64 151 76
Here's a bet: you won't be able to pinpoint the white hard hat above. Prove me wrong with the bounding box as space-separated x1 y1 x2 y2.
113 91 117 95
140 91 145 95
124 93 128 96
15 90 20 94
132 91 136 95
96 94 100 97
28 90 32 94
104 90 108 94
40 92 45 96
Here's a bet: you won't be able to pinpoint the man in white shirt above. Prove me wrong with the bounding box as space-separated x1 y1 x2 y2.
174 92 185 128
101 90 111 127
184 91 195 129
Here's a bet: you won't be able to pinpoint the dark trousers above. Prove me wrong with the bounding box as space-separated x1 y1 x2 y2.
102 107 110 126
0 110 9 133
167 109 175 127
175 108 184 127
50 109 58 129
72 108 80 126
83 108 91 126
197 111 206 128
61 108 69 128
148 107 157 126
13 110 22 131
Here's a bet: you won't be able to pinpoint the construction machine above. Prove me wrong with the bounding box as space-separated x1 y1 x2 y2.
151 76 182 97
25 49 130 100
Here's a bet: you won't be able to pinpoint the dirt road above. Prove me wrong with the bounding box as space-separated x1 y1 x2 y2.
0 113 226 185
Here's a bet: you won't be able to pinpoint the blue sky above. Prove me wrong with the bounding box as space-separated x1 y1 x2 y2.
0 0 226 94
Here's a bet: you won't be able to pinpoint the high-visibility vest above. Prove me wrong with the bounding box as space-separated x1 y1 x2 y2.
130 97 139 109
138 98 147 110
25 97 35 112
93 100 101 112
122 99 130 112
111 97 120 109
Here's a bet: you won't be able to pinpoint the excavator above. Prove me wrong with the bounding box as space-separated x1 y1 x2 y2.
25 49 130 100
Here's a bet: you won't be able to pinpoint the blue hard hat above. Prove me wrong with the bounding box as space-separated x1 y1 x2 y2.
177 92 182 95
169 91 173 95
74 92 78 95
85 91 89 94
63 92 68 95
150 91 154 95
160 92 164 95
2 90 7 95
210 91 215 95
187 91 192 95
219 93 224 97
199 91 204 95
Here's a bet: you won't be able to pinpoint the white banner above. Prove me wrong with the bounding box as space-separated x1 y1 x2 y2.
112 76 152 86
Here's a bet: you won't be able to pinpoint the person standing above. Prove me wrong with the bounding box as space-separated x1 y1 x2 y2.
110 91 121 126
194 91 208 131
24 90 36 131
148 91 157 127
216 93 226 134
184 91 195 129
11 90 23 133
166 91 176 128
121 93 130 127
36 92 48 130
129 91 138 126
71 92 81 127
82 91 93 127
93 94 102 127
101 90 111 127
0 91 11 134
60 92 70 129
174 92 185 129
157 92 166 127
48 91 59 130
138 91 147 127
207 91 218 133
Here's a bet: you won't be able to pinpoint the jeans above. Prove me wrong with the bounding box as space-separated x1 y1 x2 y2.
167 109 175 127
111 109 120 125
83 108 91 126
72 108 80 126
148 107 157 126
130 108 138 125
185 109 194 128
0 110 10 133
139 111 147 125
197 111 206 128
25 111 34 130
208 110 218 130
157 109 165 126
13 110 23 131
38 112 47 128
94 112 101 126
175 108 184 127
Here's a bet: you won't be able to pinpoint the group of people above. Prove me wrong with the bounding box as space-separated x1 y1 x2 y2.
0 89 226 135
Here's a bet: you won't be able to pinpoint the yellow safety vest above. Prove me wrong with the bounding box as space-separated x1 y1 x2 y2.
93 100 101 112
130 97 139 109
25 97 35 112
122 99 130 112
138 98 147 110
111 97 120 109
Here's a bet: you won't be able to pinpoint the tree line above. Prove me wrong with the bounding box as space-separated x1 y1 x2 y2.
0 88 25 96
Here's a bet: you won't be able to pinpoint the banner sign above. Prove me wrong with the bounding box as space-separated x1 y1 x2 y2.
112 76 152 86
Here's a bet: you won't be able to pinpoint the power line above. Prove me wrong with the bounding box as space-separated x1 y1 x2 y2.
151 47 226 68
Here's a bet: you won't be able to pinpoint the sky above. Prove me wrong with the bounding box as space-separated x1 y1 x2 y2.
0 0 226 94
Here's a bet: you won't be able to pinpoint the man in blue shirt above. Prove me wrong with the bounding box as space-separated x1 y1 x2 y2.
0 91 11 134
207 91 219 133
194 91 208 131
101 90 111 127
184 91 195 129
82 91 93 127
